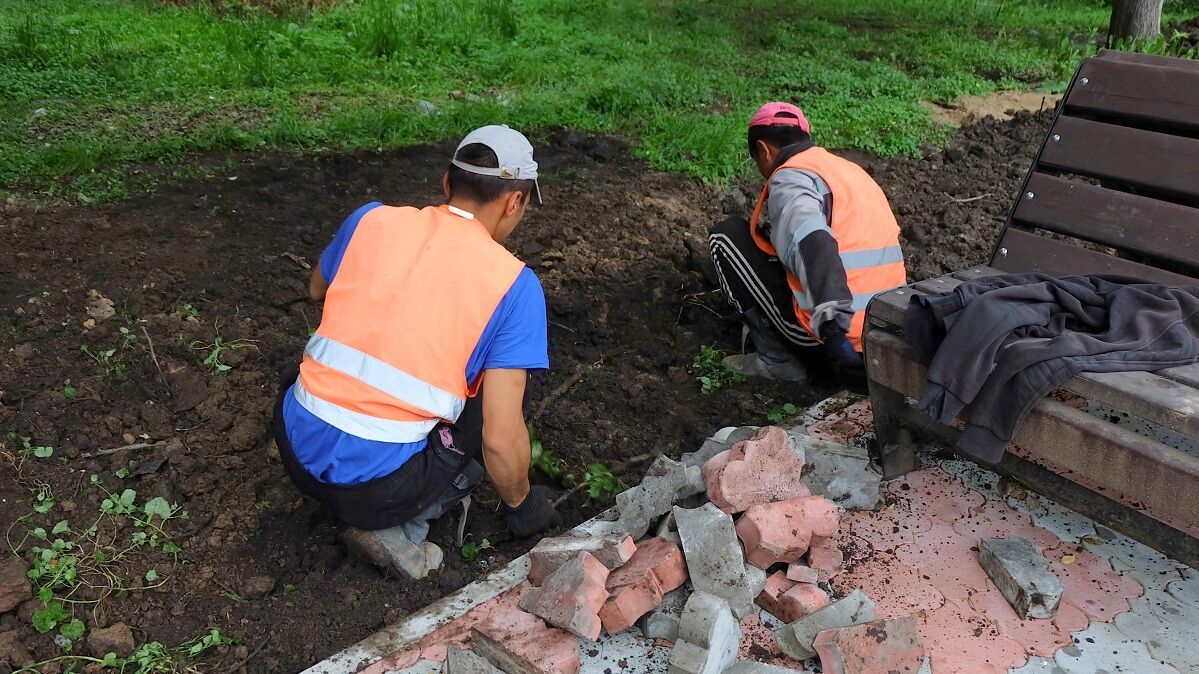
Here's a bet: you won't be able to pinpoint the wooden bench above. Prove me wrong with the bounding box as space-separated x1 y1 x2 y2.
864 50 1199 566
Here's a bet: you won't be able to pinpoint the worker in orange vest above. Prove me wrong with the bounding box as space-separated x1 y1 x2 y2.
273 125 560 579
709 102 906 388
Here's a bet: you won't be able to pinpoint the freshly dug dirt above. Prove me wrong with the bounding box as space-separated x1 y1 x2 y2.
0 111 1050 671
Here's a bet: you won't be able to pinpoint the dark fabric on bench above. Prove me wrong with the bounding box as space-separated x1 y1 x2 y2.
905 274 1199 463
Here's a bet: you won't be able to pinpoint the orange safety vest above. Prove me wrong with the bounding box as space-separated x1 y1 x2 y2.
750 147 906 351
294 204 525 443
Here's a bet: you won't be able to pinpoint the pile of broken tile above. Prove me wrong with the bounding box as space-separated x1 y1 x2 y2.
439 425 940 674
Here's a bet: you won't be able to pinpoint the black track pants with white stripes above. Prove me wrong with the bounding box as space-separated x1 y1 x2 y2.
708 216 822 352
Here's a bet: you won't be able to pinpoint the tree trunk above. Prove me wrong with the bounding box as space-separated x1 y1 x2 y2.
1108 0 1164 45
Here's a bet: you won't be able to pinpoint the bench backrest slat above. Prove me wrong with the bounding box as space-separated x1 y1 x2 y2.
993 228 1198 285
990 52 1199 284
1012 174 1199 268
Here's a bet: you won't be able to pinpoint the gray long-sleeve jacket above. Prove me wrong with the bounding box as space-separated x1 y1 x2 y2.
905 274 1199 463
759 142 853 338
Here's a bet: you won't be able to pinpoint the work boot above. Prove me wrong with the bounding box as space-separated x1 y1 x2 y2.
723 308 809 383
343 526 444 580
722 352 808 382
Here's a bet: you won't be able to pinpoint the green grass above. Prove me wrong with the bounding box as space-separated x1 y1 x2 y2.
0 0 1195 199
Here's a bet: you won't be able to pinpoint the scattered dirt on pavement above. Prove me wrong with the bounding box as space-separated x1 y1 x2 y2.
0 110 1051 671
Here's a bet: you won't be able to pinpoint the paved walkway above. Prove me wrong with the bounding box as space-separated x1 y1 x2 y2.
309 398 1198 674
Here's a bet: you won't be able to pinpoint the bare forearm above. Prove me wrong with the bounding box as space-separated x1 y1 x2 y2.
483 423 532 507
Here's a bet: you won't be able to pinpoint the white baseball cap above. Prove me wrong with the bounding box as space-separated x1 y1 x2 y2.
452 125 542 204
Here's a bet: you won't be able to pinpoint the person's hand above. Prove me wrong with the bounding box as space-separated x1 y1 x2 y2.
823 330 866 386
502 486 562 538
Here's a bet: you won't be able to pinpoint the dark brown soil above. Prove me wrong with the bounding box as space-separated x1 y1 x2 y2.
0 110 1050 672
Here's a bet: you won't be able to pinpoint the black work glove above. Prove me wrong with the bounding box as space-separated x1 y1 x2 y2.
502 486 562 538
822 326 867 388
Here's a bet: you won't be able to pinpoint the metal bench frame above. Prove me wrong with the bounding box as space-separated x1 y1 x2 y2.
864 50 1199 566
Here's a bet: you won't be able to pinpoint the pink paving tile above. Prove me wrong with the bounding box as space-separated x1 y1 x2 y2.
885 468 985 525
844 506 934 554
966 580 1090 658
1042 544 1144 621
918 599 1028 674
831 550 945 618
736 611 809 669
950 501 1061 551
895 524 990 604
841 398 875 427
359 648 421 673
390 584 541 663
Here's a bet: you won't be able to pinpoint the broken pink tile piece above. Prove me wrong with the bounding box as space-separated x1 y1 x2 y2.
831 550 945 618
702 427 810 514
471 621 582 674
844 507 933 553
951 501 1060 551
918 599 1027 674
814 615 926 674
895 524 991 601
1042 544 1143 621
756 572 828 622
841 398 875 427
808 534 847 582
736 496 838 569
403 586 536 664
598 537 687 633
966 580 1090 658
786 563 819 584
807 417 866 444
757 571 799 622
358 648 421 673
518 552 610 641
527 533 637 585
885 468 985 525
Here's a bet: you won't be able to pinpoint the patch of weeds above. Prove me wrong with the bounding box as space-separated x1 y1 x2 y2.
689 345 744 394
583 463 625 499
460 535 493 562
12 474 186 645
13 627 234 674
529 426 572 486
176 302 200 319
80 344 125 376
118 325 137 350
6 433 54 467
767 402 800 424
190 335 253 373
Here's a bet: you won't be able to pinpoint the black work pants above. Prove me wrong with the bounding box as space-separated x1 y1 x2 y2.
272 367 484 531
708 216 822 352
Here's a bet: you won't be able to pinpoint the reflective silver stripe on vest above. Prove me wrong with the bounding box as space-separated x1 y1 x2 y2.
292 379 438 443
840 245 904 270
793 290 882 315
304 334 466 421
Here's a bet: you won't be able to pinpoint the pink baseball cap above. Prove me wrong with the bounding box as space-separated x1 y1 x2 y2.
748 102 811 132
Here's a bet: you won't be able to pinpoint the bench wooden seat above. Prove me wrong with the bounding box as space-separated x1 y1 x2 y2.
864 50 1199 566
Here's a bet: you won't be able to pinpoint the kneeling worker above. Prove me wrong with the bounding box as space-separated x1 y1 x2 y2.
273 125 560 579
709 102 907 388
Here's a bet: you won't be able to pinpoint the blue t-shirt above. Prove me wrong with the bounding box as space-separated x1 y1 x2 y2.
282 202 550 485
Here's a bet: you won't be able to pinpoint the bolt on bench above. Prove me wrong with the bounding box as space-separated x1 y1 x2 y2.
864 50 1199 566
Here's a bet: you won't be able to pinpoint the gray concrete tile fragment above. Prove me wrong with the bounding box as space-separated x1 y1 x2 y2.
775 589 876 661
797 435 880 510
617 456 689 538
444 645 501 674
724 661 811 674
1083 525 1185 591
677 592 741 650
979 537 1064 619
674 503 766 618
638 587 689 642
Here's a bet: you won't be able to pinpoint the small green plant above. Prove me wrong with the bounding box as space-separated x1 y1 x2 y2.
61 386 77 399
583 463 624 499
12 627 234 674
460 536 493 561
32 482 56 513
176 302 200 319
7 433 54 463
191 336 252 373
529 426 571 486
689 345 744 394
118 325 136 350
767 403 800 424
80 344 125 376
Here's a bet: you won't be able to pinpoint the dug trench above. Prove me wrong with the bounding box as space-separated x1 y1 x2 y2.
0 110 1049 672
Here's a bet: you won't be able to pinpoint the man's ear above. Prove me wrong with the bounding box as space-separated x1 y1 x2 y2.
755 139 773 163
441 172 451 199
505 189 525 217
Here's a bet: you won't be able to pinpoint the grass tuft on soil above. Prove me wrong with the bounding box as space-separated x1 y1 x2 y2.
3 0 1194 200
